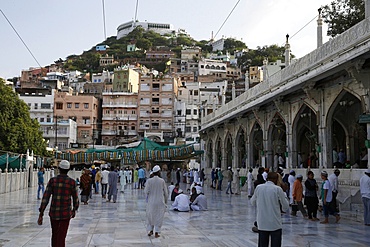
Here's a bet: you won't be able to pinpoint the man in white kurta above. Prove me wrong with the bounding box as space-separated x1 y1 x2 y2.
251 172 289 247
119 168 126 193
172 190 190 212
190 191 208 211
360 169 370 225
144 165 168 237
288 170 296 204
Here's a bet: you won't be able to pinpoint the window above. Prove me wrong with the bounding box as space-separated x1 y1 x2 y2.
131 126 135 130
177 110 182 116
67 103 72 108
185 126 191 132
46 116 51 122
41 103 51 109
80 130 89 137
83 117 90 124
84 103 89 109
75 103 79 108
194 90 198 96
193 109 197 115
34 103 38 109
189 90 193 96
56 102 63 109
40 118 44 122
186 109 191 115
193 127 197 132
179 90 182 95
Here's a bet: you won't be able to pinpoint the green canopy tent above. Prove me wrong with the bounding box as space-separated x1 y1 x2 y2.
56 138 203 165
0 153 26 170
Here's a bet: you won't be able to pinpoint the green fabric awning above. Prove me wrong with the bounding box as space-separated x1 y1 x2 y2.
56 138 203 164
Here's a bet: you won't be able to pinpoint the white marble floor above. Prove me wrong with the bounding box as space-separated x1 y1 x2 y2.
0 181 369 247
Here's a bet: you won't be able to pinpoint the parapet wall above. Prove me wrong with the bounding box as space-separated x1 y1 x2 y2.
0 168 82 194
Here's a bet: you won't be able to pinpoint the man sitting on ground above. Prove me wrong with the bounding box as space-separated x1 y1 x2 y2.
190 189 208 211
172 189 190 212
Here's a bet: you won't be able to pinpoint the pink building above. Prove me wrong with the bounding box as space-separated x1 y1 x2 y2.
54 92 99 147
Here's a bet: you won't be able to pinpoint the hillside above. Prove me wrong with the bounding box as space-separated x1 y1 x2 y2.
59 26 287 74
61 26 248 73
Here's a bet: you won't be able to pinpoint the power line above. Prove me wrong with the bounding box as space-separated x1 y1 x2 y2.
134 0 139 23
0 9 42 68
281 14 318 46
214 0 241 40
102 0 107 40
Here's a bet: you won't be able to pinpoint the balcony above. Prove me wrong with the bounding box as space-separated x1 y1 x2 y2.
102 102 137 108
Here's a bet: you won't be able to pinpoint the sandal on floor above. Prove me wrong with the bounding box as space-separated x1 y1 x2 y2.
155 233 160 238
148 231 153 236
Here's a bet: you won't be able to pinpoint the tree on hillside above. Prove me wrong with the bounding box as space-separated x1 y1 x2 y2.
237 45 286 72
0 78 47 155
223 38 247 53
321 0 364 37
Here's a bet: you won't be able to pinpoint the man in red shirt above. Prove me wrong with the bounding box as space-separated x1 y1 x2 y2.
38 160 79 247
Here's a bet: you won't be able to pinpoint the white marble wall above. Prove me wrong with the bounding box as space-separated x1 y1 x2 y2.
0 168 82 194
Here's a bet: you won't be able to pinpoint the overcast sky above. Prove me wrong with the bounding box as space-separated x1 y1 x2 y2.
0 0 333 79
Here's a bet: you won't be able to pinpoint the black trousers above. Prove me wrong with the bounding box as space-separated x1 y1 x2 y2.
305 196 319 219
258 229 282 247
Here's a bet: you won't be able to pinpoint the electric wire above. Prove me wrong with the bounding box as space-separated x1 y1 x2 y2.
134 0 139 23
281 14 318 46
214 0 241 40
102 0 107 40
0 9 42 68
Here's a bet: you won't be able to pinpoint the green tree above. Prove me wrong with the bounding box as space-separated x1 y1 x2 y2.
0 78 47 155
321 0 364 37
223 38 247 52
237 45 286 72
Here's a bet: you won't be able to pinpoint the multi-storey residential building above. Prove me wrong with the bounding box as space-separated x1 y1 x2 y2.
212 38 225 52
101 91 138 146
92 70 114 83
146 49 175 59
19 90 54 124
198 59 227 77
226 66 243 80
112 66 139 93
138 75 180 142
100 54 117 67
209 52 230 62
181 47 201 61
175 80 226 149
117 21 175 39
19 89 78 150
40 119 77 150
249 66 263 86
20 67 48 83
53 92 99 147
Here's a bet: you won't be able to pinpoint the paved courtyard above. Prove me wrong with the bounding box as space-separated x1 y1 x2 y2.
0 181 368 247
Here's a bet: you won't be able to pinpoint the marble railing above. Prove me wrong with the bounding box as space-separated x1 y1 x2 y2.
0 168 82 194
202 17 370 127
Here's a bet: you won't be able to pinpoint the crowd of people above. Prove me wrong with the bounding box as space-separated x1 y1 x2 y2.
36 160 370 247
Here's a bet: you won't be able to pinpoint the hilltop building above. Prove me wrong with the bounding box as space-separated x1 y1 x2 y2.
117 21 175 39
